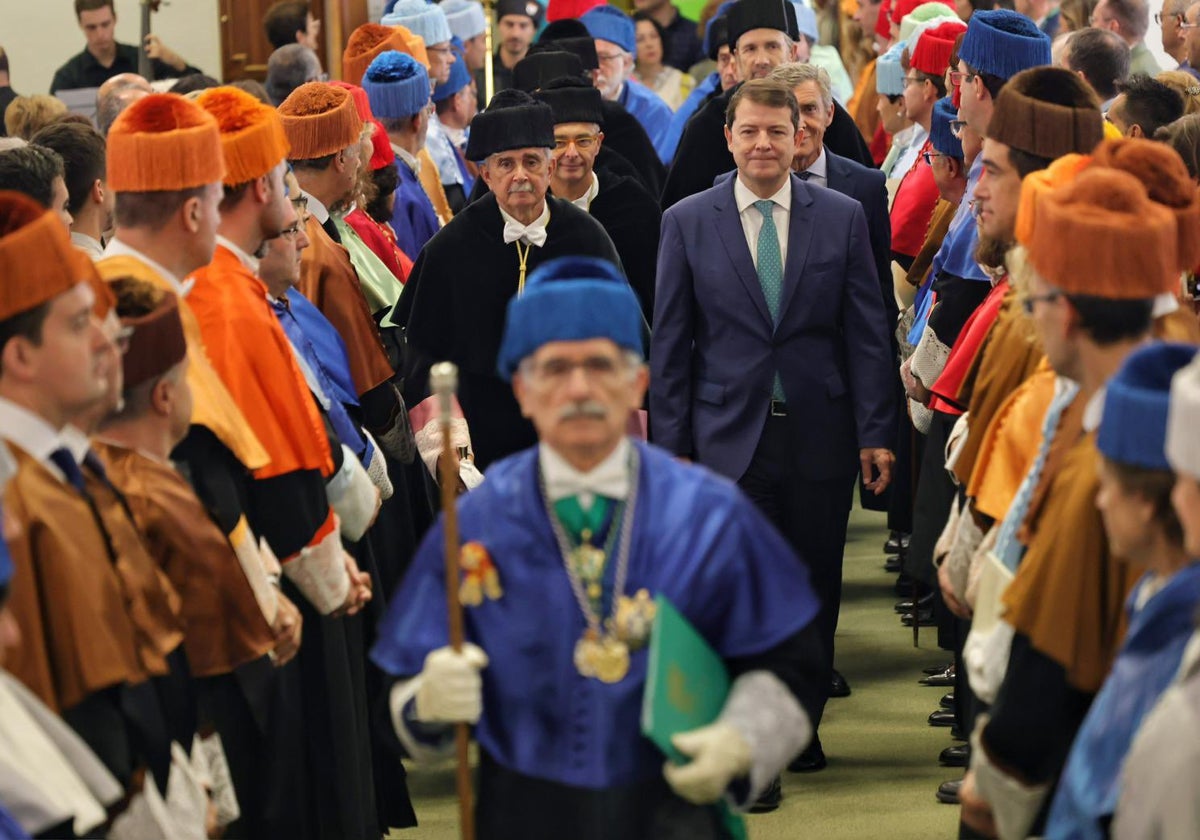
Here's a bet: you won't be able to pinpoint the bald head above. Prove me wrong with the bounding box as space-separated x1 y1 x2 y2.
97 72 152 101
97 86 148 137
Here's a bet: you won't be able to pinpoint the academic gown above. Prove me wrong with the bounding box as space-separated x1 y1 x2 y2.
372 441 825 839
583 173 662 324
661 83 873 210
391 160 442 260
617 79 674 163
1047 564 1200 840
394 193 622 469
600 99 667 198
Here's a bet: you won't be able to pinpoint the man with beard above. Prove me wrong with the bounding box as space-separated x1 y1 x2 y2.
661 0 872 209
535 78 661 322
394 90 622 474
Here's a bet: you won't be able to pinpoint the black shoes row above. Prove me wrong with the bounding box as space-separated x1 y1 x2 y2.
918 662 968 805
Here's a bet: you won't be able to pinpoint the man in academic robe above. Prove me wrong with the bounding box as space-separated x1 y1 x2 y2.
0 192 190 824
363 51 442 259
394 90 622 473
660 0 872 210
535 79 661 323
473 0 543 109
374 255 827 837
958 161 1200 839
650 79 896 779
93 286 307 839
427 45 477 214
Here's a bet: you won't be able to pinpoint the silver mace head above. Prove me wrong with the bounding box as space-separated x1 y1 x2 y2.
430 361 459 395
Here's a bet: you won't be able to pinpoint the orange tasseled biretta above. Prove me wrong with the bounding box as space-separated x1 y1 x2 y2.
0 192 95 322
342 23 430 86
105 93 226 192
278 82 364 161
195 86 291 187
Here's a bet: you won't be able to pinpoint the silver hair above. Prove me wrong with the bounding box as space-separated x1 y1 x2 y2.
767 62 833 111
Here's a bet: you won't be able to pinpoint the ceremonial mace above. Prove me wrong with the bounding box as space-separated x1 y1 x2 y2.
431 362 476 840
482 0 496 103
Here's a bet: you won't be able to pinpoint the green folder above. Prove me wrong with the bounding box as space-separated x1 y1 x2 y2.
641 595 747 840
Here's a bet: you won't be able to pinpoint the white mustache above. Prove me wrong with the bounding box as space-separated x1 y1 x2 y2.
558 400 607 421
509 183 535 193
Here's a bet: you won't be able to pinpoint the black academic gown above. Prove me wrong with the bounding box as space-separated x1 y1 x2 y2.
580 173 661 324
600 100 666 198
660 83 874 209
395 193 622 469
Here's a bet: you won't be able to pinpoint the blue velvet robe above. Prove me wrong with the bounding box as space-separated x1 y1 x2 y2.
1046 562 1200 840
372 441 819 791
619 80 674 164
389 160 441 260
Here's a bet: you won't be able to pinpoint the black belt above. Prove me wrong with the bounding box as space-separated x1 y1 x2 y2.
769 400 788 417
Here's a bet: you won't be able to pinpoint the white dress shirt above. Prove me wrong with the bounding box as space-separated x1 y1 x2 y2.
568 172 601 212
392 144 421 175
215 235 260 275
300 189 331 226
893 124 929 179
499 201 551 246
101 237 191 297
59 425 92 466
70 231 104 262
733 175 791 270
0 397 69 484
798 147 828 189
539 436 631 511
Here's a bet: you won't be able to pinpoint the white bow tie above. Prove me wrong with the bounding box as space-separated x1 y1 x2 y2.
503 220 547 247
541 442 630 506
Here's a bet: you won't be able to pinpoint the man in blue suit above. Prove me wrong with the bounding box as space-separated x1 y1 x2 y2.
651 78 897 775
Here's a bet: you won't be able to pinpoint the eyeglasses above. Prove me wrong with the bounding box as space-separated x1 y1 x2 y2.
1181 19 1200 29
948 70 976 88
1155 11 1185 25
596 51 627 63
277 224 304 241
426 44 453 54
921 151 951 165
553 134 599 151
949 118 967 138
903 75 926 87
521 355 628 384
1020 290 1062 315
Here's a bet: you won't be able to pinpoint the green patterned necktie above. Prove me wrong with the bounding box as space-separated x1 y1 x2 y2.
754 199 786 401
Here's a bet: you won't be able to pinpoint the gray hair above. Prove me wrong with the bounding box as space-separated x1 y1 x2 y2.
767 62 833 111
265 44 324 107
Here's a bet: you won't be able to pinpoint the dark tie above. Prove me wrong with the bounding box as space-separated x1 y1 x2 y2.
48 447 86 494
321 217 342 244
797 170 813 181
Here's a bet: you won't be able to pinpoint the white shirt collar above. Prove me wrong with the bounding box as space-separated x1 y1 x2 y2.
569 173 601 212
498 200 551 246
1153 292 1180 318
0 397 68 476
539 436 632 510
70 231 104 261
804 147 828 181
733 175 792 216
392 143 421 174
216 235 260 274
300 189 331 225
102 237 189 296
1083 385 1106 434
60 424 92 465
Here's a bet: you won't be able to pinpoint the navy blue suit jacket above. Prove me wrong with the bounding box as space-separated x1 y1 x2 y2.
650 173 896 482
824 150 896 334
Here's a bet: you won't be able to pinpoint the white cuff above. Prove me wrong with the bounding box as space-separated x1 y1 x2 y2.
229 517 278 626
282 523 351 615
410 393 475 482
910 324 952 389
718 670 811 808
388 678 455 763
361 430 394 499
970 717 1050 840
327 444 381 542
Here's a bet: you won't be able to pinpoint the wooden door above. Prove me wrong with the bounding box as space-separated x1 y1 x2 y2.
218 0 336 82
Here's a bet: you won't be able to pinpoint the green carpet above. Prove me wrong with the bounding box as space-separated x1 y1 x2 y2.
395 505 962 838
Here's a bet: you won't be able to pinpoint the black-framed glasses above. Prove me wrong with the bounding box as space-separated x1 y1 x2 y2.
921 151 950 165
1021 290 1062 315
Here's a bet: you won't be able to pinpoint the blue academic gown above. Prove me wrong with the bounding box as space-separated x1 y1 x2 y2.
390 159 441 260
619 80 675 165
373 441 819 822
660 72 720 165
1046 562 1200 840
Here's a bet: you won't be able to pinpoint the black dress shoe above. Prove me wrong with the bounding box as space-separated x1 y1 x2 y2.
901 608 935 627
884 555 903 573
748 776 782 813
928 709 956 727
895 591 935 613
884 531 905 554
788 737 826 773
829 670 851 698
940 692 955 710
923 662 952 676
936 779 962 804
939 744 969 767
919 665 955 686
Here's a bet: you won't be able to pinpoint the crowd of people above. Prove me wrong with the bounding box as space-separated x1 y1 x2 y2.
0 0 1199 837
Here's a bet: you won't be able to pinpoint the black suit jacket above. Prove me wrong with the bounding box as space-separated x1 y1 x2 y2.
823 150 895 334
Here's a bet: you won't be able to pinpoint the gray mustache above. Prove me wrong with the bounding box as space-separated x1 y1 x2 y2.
509 183 535 193
559 400 608 420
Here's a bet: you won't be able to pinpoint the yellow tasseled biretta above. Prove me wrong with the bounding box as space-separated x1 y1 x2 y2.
0 192 96 322
195 86 291 187
278 82 364 161
1014 153 1092 247
1026 168 1179 299
343 23 430 86
106 93 226 192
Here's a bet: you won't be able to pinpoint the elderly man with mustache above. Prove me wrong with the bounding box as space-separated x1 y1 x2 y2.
393 88 622 479
375 255 825 838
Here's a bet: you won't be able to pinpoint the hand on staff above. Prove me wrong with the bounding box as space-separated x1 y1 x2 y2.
438 448 469 496
334 554 373 617
414 644 489 724
959 770 999 838
142 34 187 71
860 448 895 495
270 592 303 666
938 561 972 620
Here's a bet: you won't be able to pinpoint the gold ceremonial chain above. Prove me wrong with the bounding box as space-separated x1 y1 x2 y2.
515 240 531 297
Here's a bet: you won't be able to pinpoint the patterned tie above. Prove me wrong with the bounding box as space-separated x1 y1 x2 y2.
48 447 86 494
754 199 786 401
797 170 812 181
992 378 1080 573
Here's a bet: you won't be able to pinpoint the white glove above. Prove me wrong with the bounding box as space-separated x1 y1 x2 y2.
662 721 752 805
413 644 489 724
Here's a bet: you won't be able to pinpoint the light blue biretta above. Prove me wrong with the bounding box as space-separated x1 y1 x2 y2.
1099 342 1199 471
958 9 1051 82
383 0 454 47
363 51 431 119
441 0 488 41
787 1 819 41
876 41 907 96
929 96 963 159
498 256 642 379
581 6 636 54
